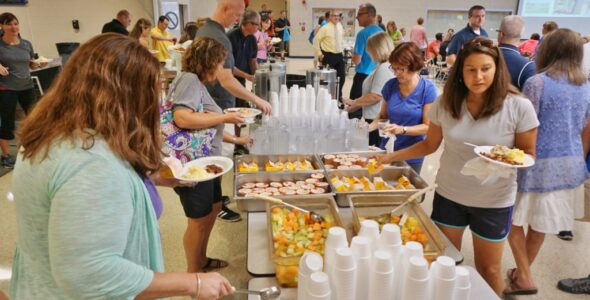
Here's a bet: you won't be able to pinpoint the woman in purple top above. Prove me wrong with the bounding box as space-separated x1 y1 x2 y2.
254 14 271 64
378 42 437 173
505 29 590 296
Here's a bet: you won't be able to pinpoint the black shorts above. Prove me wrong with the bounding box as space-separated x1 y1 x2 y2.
174 177 222 219
431 192 513 242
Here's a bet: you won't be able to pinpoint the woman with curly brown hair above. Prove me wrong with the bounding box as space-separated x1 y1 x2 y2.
170 37 250 273
376 37 539 295
10 33 232 300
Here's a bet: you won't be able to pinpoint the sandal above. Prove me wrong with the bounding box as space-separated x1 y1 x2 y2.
203 257 229 270
506 268 517 283
503 281 538 295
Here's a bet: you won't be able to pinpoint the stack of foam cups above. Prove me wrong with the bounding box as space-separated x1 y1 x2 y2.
377 224 404 299
454 266 471 300
396 241 424 300
280 85 289 116
297 252 324 300
324 227 348 278
358 219 380 251
331 248 357 300
368 250 394 300
401 256 431 300
299 87 307 114
307 272 331 300
270 92 280 117
430 256 457 300
351 236 371 300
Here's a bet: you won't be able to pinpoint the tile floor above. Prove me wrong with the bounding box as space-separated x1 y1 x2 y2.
0 58 589 299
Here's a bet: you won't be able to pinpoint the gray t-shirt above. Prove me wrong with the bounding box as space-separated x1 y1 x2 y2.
361 62 394 119
427 93 539 208
0 38 34 91
195 19 235 109
170 72 224 156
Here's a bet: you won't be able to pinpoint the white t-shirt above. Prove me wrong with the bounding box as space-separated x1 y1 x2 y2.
427 93 539 208
582 42 590 78
361 62 394 119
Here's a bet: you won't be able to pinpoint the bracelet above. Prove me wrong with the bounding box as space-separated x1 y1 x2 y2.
402 127 407 135
192 273 201 300
232 136 237 144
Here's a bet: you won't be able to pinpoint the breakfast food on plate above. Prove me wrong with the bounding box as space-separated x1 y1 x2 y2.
271 206 335 287
205 164 223 174
237 174 330 196
181 166 212 180
225 107 260 118
330 175 415 192
480 145 525 165
323 154 383 171
238 161 259 172
359 214 428 244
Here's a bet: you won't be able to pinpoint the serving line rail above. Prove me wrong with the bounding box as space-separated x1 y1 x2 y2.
246 208 464 277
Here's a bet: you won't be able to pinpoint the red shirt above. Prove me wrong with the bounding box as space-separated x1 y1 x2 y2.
426 40 441 60
518 39 539 57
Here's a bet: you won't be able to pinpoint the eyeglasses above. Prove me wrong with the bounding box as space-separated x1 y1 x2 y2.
356 12 368 17
389 65 408 73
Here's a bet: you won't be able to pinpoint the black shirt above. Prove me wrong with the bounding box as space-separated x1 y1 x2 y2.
227 27 257 85
274 18 290 40
101 19 129 35
439 40 450 61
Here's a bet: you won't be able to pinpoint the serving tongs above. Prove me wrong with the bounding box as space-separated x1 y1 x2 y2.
233 286 281 299
254 194 325 223
389 184 437 224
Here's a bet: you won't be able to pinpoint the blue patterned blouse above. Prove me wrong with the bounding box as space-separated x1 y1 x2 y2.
517 73 590 193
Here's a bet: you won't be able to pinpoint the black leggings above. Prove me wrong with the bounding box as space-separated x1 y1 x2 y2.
0 88 36 140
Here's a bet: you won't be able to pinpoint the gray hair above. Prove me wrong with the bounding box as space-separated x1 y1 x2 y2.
500 15 524 39
361 3 377 18
241 10 259 26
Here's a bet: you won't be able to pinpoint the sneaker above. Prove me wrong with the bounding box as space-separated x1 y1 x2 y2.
1 154 15 169
558 275 590 294
217 204 242 222
557 231 573 241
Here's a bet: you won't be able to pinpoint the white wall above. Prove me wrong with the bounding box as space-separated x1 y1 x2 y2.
288 0 518 56
8 0 153 57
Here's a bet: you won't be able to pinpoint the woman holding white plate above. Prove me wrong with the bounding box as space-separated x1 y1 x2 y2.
170 37 251 272
376 37 539 295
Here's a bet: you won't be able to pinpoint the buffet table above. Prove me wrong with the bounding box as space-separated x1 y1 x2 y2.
247 266 500 300
247 209 463 276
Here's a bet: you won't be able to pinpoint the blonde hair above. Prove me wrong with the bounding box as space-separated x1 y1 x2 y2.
367 32 394 63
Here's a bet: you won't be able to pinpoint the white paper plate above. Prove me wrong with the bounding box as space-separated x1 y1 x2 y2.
177 156 233 182
474 146 535 168
224 107 262 124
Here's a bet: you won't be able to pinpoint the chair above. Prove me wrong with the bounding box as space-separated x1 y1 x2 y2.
31 76 43 96
55 42 80 66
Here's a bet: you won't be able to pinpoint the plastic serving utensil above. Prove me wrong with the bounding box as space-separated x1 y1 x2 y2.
390 184 437 217
254 194 325 223
233 286 281 300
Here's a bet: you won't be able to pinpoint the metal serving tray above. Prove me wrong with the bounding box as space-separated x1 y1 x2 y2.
327 167 428 207
348 194 446 262
234 171 333 212
234 154 324 173
266 196 343 287
321 150 407 170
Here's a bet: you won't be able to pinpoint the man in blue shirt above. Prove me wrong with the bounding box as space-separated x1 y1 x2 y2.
350 3 383 119
446 5 488 66
497 15 535 90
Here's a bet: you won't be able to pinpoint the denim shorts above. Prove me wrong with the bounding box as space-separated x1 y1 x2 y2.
431 192 514 242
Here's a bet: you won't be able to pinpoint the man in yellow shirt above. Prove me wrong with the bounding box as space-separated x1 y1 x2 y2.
313 10 345 100
151 16 175 62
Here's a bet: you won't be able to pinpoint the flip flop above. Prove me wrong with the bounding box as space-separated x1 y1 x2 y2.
503 281 538 295
203 257 229 270
506 268 517 283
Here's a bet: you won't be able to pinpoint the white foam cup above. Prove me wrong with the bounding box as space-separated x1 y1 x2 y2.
332 248 357 300
307 272 331 300
372 250 393 273
454 266 471 300
378 223 402 247
358 219 379 249
325 226 348 275
407 256 429 280
351 236 371 300
298 252 324 300
369 250 394 300
434 256 456 280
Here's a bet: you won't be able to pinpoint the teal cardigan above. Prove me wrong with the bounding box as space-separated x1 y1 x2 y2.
10 138 164 299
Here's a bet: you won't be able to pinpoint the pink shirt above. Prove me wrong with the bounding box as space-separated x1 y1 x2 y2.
410 25 427 49
254 30 269 60
518 39 539 56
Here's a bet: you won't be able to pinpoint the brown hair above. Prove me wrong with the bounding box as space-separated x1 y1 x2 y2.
182 37 227 82
117 10 130 18
417 17 424 25
441 37 517 119
129 18 152 39
179 21 198 44
388 42 424 72
19 33 162 174
536 28 586 85
0 12 18 25
542 21 558 33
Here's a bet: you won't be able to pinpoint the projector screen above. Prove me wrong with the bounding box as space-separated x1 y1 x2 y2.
518 0 590 37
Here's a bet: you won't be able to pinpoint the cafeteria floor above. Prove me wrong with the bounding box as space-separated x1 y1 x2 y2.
1 58 589 300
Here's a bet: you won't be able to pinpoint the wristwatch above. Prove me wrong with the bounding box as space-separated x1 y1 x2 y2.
402 127 407 135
